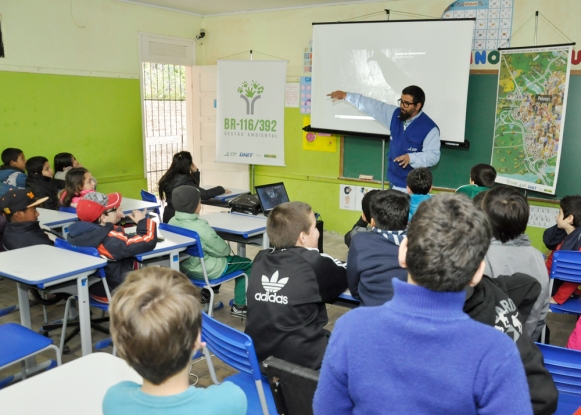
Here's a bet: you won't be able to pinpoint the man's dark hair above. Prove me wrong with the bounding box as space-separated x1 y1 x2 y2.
560 195 581 228
470 164 497 187
370 190 409 231
482 185 528 243
361 189 380 222
406 168 432 195
1 148 23 167
406 194 492 292
402 85 426 110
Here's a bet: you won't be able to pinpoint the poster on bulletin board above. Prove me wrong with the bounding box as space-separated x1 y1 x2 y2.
302 116 337 152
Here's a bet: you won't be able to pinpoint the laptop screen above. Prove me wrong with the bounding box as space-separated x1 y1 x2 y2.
255 182 290 213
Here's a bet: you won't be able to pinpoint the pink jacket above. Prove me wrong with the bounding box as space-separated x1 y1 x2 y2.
567 316 581 351
60 189 94 207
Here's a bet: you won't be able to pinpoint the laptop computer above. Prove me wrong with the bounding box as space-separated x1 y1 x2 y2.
255 182 290 216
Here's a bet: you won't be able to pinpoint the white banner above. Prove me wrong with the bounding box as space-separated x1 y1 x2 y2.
216 60 286 166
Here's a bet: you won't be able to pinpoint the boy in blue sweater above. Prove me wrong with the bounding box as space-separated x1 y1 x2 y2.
314 194 532 415
406 167 432 220
346 190 408 306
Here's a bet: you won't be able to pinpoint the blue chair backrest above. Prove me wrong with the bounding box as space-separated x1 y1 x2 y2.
54 238 105 277
158 223 204 259
201 313 263 381
536 342 581 395
550 250 581 284
59 206 77 214
141 190 161 216
140 190 158 204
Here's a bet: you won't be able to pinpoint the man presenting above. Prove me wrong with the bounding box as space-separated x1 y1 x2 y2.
328 86 440 192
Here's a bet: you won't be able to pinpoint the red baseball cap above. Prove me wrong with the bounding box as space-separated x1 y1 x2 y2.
77 192 122 222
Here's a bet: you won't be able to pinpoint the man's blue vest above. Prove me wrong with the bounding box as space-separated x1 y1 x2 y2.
388 109 438 188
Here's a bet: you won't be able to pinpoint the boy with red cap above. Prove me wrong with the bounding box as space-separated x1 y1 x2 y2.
67 191 157 302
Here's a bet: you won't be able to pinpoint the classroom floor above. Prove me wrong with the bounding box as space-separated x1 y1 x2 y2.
0 230 577 388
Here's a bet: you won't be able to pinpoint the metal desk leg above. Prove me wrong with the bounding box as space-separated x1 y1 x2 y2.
170 251 181 270
16 283 36 369
237 243 246 257
76 274 92 356
262 233 270 249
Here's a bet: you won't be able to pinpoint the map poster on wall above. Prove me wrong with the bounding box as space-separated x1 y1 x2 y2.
216 60 287 166
491 45 572 195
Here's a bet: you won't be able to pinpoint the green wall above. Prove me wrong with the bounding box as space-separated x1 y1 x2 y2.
0 71 146 198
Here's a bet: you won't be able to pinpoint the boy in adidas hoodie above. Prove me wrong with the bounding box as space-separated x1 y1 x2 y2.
67 192 157 302
347 190 409 306
246 201 347 370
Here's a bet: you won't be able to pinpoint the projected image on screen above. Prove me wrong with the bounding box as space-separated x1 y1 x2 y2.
311 20 475 143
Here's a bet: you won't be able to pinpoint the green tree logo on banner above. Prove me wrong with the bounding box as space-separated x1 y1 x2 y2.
237 80 264 115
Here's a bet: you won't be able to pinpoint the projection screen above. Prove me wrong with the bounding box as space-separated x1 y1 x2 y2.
311 19 475 143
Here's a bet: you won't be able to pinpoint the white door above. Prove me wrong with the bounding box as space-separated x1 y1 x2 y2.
188 66 249 198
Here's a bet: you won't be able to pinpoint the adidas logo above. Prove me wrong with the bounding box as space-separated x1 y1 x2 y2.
255 271 289 304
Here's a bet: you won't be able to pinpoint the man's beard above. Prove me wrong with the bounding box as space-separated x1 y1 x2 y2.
398 110 412 121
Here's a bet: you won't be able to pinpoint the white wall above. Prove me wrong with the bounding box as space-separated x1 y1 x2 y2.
0 0 202 78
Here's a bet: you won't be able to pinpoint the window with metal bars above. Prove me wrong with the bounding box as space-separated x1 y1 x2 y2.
142 62 187 194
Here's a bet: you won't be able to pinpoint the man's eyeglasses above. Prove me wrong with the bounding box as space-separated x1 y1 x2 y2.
104 208 117 215
397 98 417 108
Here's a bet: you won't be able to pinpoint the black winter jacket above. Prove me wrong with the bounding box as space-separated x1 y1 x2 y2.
26 174 60 210
464 274 558 415
246 247 347 370
67 218 157 296
160 171 224 223
2 221 53 251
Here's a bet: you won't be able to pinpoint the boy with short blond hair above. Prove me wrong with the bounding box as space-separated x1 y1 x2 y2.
246 201 347 370
104 267 246 415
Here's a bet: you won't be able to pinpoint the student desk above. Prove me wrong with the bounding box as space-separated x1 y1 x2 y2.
0 353 142 415
119 197 161 214
134 227 197 270
37 208 78 238
210 187 250 202
0 245 106 359
201 212 268 257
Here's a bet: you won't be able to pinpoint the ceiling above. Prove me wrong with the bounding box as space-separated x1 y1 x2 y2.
117 0 381 16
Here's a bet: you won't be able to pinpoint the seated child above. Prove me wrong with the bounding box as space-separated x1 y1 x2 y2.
0 188 51 250
104 267 246 415
246 201 347 370
568 318 581 351
25 156 59 210
406 167 432 220
168 186 252 318
53 152 81 189
456 163 497 199
543 195 581 304
0 148 27 197
68 192 157 302
344 189 379 247
482 186 550 341
59 167 96 208
314 194 532 415
346 190 409 306
464 273 558 415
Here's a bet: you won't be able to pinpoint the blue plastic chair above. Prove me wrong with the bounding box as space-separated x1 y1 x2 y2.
549 250 581 315
536 343 581 415
158 223 248 317
0 323 61 388
54 238 114 354
201 313 278 415
59 206 77 214
140 189 162 218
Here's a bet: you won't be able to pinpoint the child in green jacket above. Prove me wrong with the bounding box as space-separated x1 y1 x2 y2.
169 186 252 318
